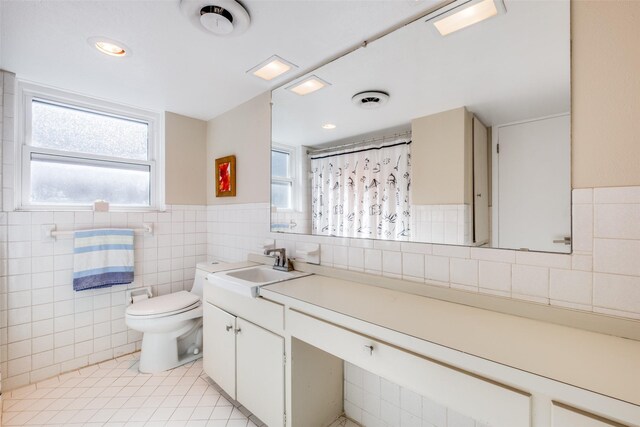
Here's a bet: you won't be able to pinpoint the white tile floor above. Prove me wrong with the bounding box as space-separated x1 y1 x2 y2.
1 353 267 427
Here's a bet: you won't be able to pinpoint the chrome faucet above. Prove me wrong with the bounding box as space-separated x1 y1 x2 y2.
264 248 294 272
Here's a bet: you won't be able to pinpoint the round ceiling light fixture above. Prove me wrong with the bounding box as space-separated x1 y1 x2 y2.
180 0 251 37
88 37 130 57
322 123 337 130
352 91 390 109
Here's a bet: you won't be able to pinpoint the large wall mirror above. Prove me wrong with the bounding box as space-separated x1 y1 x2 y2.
271 0 571 253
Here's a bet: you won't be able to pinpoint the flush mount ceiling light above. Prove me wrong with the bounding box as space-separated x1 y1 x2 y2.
322 123 336 130
180 0 250 37
88 37 130 57
286 75 331 96
352 91 390 109
429 0 506 36
248 55 298 81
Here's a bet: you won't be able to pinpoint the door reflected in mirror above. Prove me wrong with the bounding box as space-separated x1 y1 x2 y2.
271 0 571 254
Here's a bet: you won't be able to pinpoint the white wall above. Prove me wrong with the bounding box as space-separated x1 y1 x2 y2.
206 92 271 206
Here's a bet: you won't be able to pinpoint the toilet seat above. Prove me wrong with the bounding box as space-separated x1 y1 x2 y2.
126 291 201 319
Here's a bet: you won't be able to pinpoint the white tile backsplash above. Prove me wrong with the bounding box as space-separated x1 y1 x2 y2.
511 264 549 303
478 261 511 294
594 204 640 239
593 238 640 276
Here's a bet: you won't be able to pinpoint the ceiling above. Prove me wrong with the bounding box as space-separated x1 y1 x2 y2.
271 0 571 147
0 0 447 121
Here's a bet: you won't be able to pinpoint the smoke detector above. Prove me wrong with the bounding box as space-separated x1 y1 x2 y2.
352 91 390 109
180 0 251 36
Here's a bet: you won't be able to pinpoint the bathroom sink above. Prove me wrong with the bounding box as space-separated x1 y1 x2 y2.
209 265 310 298
226 266 296 283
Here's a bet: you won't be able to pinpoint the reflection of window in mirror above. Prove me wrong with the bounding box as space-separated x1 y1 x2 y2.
271 145 295 210
271 144 312 233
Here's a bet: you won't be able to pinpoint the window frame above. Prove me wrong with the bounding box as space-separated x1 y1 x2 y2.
271 144 297 212
15 81 165 211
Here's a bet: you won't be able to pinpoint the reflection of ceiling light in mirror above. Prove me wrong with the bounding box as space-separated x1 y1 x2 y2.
432 0 505 36
322 123 336 130
88 37 129 57
287 75 330 96
249 55 298 81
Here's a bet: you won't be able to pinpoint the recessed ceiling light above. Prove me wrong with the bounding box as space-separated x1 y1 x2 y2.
88 37 130 57
287 75 331 96
248 55 298 81
322 123 336 130
432 0 505 36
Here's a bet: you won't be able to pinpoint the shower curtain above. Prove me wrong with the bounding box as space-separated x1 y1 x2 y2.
310 140 411 240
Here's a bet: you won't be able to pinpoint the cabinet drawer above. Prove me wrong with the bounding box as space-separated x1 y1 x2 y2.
552 402 629 427
204 280 284 334
288 309 531 427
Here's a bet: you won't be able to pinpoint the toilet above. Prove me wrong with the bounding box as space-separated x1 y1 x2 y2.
125 265 208 373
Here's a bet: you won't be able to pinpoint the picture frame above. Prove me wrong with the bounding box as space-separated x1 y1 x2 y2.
215 155 236 197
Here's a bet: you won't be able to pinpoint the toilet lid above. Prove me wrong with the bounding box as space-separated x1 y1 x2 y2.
126 291 201 316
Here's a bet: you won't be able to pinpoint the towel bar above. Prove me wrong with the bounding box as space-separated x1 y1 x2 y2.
44 223 154 240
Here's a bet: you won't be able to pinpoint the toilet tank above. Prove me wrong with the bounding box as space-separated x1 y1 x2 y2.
190 268 207 298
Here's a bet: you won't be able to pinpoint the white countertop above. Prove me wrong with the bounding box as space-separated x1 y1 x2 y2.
262 274 640 406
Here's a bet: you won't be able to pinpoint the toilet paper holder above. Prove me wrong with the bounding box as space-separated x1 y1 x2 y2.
127 287 153 305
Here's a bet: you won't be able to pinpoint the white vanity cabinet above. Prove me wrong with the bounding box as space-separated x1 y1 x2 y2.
203 283 286 427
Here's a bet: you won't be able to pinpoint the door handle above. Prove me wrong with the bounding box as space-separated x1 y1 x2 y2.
225 325 233 332
553 236 571 245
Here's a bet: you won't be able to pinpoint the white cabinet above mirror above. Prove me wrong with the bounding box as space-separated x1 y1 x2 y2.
271 0 571 254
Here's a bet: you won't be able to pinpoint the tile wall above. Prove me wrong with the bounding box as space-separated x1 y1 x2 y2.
206 188 640 321
0 206 208 391
270 209 311 235
343 362 488 427
410 204 471 246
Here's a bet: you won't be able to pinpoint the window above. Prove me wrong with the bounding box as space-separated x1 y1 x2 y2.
271 146 295 210
17 82 163 210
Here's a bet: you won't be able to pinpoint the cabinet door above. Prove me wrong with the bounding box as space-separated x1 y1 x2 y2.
236 318 285 427
203 302 237 399
473 116 489 245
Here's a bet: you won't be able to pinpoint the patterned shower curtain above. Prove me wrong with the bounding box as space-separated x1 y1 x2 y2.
310 140 411 240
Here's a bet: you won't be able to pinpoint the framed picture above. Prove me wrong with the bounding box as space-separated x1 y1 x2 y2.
215 155 236 197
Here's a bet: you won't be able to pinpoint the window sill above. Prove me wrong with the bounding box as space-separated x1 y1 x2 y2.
14 205 167 213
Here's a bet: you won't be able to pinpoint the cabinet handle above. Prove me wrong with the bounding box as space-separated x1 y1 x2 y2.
235 328 242 335
364 345 374 356
225 325 233 332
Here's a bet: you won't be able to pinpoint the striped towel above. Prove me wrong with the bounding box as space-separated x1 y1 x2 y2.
73 229 135 291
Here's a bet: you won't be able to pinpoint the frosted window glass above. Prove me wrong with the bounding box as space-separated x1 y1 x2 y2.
31 100 148 160
272 182 291 210
272 150 290 178
31 158 150 206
